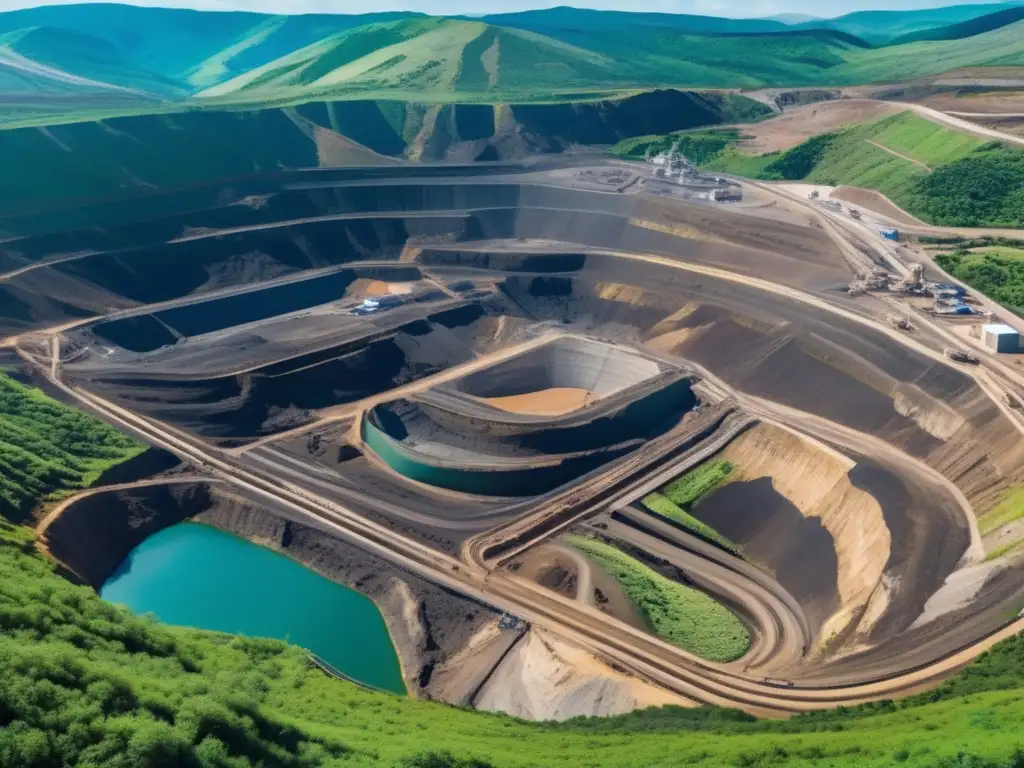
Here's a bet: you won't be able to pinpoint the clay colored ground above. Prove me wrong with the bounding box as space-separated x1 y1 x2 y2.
734 99 903 154
480 387 594 415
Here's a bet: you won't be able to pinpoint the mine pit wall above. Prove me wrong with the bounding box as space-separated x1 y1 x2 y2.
1 179 854 336
0 90 769 220
689 420 988 664
362 414 634 497
362 378 699 496
72 311 490 444
695 423 890 649
451 337 662 399
41 481 494 700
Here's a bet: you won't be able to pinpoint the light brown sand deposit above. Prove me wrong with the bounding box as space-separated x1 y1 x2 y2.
482 387 594 416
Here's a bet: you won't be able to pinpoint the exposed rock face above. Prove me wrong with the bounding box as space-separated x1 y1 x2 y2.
473 628 686 720
696 423 890 644
43 481 213 588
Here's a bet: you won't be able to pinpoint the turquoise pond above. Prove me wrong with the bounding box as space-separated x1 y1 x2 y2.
101 522 406 694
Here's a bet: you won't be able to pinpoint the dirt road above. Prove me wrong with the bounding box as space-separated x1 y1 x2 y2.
903 103 1024 148
865 140 931 172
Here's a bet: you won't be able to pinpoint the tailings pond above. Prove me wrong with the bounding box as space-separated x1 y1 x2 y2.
101 523 406 694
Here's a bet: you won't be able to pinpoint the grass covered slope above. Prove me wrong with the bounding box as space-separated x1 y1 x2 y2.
3 377 1024 765
641 460 738 553
642 493 738 553
0 373 142 520
567 535 750 662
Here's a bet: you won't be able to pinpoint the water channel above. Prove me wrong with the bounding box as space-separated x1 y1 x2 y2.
101 522 406 694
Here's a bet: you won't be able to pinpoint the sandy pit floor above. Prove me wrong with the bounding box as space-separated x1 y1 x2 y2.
480 387 595 416
350 279 418 298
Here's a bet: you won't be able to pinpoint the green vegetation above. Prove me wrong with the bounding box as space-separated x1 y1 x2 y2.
980 487 1024 536
0 374 143 519
910 147 1024 227
705 112 987 199
986 539 1024 562
4 511 1024 767
642 493 738 554
640 460 737 552
661 460 735 508
936 246 1024 313
567 535 750 662
3 377 1024 765
611 129 739 162
891 6 1024 44
4 5 1024 113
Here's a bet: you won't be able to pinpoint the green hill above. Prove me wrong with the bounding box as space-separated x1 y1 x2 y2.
891 5 1024 44
195 19 878 104
183 12 422 90
790 3 1017 43
0 26 184 97
2 375 1024 767
0 4 421 89
479 6 789 35
1 4 1024 110
197 18 625 102
831 20 1024 85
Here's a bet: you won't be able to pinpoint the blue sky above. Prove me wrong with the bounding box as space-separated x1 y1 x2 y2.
0 0 1014 17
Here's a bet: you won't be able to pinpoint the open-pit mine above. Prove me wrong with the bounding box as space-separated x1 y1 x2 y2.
9 158 1024 720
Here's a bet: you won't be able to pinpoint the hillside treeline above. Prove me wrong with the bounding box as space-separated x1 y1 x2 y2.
0 374 142 520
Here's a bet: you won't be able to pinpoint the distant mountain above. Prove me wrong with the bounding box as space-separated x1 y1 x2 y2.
790 3 1017 43
194 16 889 103
1 2 1024 118
478 7 788 35
763 14 823 25
0 25 182 99
889 5 1024 44
0 4 421 86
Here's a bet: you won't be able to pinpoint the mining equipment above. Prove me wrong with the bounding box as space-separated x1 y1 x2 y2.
887 314 912 331
945 348 980 364
499 614 525 631
896 263 925 293
881 228 900 241
848 267 890 296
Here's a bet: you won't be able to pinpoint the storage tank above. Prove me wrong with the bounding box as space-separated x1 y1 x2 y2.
983 324 1021 354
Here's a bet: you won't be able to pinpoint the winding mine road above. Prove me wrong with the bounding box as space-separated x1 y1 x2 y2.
14 157 1024 715
27 340 1024 716
596 508 810 671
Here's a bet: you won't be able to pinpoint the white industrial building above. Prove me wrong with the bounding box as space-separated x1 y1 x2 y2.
982 324 1020 354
